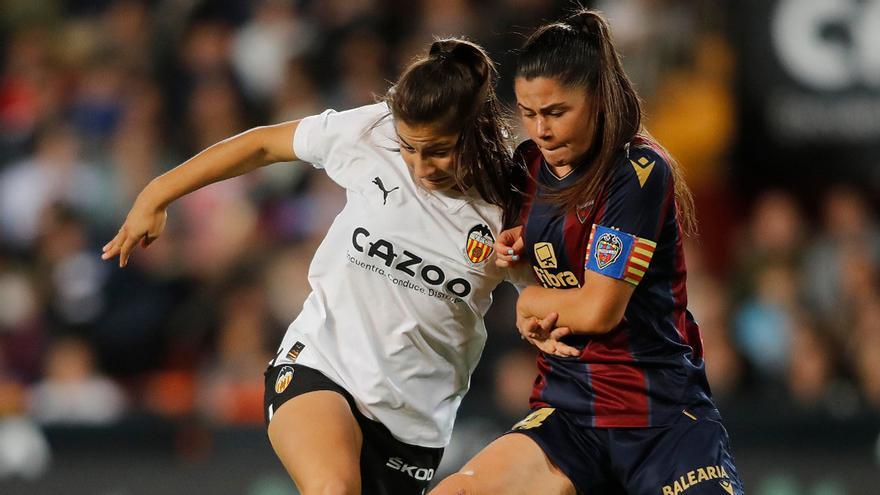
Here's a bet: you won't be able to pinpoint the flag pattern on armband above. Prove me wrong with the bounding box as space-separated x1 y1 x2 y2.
585 224 657 286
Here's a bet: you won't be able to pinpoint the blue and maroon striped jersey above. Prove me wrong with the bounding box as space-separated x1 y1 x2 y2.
518 137 717 428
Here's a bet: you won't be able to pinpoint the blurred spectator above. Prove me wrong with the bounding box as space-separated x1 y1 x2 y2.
230 0 317 104
35 204 108 329
852 300 880 409
270 58 323 122
731 191 806 303
28 336 126 424
0 25 64 159
327 28 389 108
104 78 172 218
786 316 834 406
687 264 745 398
67 55 127 148
0 259 45 382
803 187 880 336
0 358 47 482
733 264 798 379
196 275 273 425
100 0 155 71
0 124 105 250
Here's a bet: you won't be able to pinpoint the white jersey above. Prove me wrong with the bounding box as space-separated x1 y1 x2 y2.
273 103 518 448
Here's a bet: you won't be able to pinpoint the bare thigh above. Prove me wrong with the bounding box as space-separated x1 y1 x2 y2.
267 390 363 495
429 433 576 495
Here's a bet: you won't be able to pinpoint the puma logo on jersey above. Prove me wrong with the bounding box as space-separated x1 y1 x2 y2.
372 177 399 204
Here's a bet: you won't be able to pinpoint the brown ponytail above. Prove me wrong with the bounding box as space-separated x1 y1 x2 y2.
385 38 527 228
516 9 696 235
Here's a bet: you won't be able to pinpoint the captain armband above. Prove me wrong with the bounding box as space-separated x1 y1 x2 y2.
584 224 656 286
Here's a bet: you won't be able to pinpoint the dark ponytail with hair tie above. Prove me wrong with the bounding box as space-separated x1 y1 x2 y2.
515 8 696 235
386 38 527 228
428 40 491 104
567 9 603 40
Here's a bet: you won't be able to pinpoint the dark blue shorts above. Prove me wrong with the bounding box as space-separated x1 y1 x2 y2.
508 408 743 495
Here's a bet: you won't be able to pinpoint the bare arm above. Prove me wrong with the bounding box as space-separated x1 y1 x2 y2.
140 122 300 209
102 121 300 267
517 270 635 335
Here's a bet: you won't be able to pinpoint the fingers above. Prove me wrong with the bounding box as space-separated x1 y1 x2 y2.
526 336 578 358
118 233 142 268
494 246 520 267
552 341 581 357
512 235 524 253
538 312 559 332
494 226 524 267
521 316 580 358
549 326 572 341
517 316 539 339
101 231 123 260
102 226 143 268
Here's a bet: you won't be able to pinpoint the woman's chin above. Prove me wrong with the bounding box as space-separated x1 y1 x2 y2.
420 177 453 191
541 149 571 168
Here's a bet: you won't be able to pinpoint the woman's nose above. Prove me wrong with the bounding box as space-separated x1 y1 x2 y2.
536 118 552 139
412 156 436 177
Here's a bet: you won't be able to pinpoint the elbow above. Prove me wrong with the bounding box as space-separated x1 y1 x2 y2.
250 127 275 162
592 314 624 334
571 308 624 335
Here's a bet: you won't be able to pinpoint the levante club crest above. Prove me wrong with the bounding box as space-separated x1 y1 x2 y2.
465 224 495 265
595 232 623 269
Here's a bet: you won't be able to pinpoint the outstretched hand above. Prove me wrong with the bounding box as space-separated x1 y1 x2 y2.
101 197 167 268
518 312 580 358
495 225 524 268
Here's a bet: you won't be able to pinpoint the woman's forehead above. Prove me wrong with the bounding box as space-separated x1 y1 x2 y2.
514 76 586 103
395 120 460 145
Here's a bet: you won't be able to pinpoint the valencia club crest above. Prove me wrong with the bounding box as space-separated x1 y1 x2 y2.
465 224 495 265
275 366 294 394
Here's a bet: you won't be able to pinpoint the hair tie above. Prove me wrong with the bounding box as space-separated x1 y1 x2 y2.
436 51 451 62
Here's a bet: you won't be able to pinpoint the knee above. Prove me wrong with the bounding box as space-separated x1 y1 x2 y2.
301 478 360 495
429 473 474 495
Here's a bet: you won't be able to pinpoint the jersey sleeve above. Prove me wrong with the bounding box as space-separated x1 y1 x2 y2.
585 146 672 286
504 263 537 293
293 102 390 178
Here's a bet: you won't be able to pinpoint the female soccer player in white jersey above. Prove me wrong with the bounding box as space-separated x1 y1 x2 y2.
102 38 537 495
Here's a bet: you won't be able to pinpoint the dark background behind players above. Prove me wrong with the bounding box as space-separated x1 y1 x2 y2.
0 1 877 494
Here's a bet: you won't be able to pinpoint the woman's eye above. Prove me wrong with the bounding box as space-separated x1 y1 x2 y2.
432 150 450 157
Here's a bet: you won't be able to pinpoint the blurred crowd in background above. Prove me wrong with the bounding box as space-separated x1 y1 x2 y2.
0 0 878 487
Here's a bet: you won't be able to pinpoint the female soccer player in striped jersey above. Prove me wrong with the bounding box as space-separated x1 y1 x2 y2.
102 38 534 495
432 10 743 495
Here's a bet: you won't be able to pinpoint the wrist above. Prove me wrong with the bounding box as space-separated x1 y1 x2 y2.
136 180 170 212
